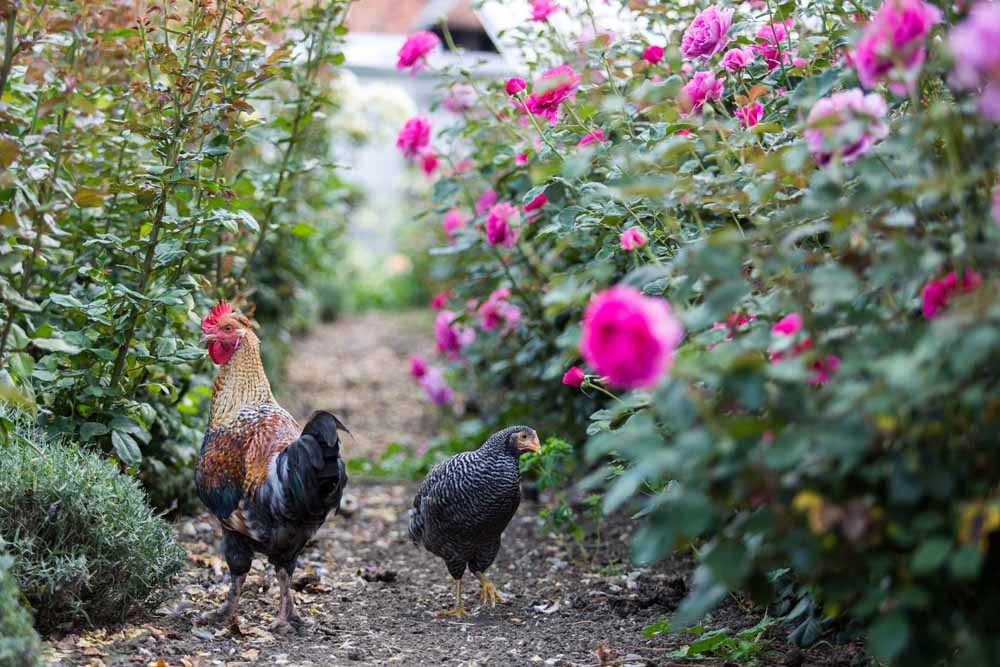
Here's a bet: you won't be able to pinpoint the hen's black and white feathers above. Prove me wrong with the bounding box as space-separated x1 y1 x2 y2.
408 426 529 578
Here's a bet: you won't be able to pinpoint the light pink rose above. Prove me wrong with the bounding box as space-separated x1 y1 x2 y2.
804 89 888 165
619 228 647 251
721 47 754 71
681 6 734 60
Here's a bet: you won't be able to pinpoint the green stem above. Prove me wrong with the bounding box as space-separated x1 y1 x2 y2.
583 379 622 403
0 3 17 99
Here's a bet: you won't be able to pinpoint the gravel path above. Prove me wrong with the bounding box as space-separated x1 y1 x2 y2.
44 311 859 667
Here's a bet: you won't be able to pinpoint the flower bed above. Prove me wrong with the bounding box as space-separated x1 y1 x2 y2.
402 0 1000 662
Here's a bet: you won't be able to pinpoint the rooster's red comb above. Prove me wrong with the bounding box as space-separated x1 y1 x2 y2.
201 300 234 334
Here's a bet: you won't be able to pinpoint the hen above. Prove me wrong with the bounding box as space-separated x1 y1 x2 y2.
409 425 540 617
195 301 348 634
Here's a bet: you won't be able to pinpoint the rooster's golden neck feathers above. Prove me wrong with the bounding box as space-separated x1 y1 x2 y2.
209 331 275 428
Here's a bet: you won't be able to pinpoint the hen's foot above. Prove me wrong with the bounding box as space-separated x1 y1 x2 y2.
435 605 468 618
475 572 506 607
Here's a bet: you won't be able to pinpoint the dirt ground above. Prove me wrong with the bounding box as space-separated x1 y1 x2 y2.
43 311 860 667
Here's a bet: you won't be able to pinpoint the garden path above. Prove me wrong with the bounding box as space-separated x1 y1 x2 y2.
46 311 856 667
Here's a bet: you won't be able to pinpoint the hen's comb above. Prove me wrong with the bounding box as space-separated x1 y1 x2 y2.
201 300 234 333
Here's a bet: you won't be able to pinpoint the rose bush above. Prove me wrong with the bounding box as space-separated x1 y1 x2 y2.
406 0 1000 663
0 1 352 508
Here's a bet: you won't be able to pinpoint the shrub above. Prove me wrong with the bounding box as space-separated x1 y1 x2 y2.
0 555 40 667
0 406 186 630
407 0 1000 664
0 0 351 507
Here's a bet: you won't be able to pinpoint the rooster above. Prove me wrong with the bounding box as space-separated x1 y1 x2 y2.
195 300 348 634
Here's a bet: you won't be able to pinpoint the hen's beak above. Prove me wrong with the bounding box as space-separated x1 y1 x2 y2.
518 431 542 454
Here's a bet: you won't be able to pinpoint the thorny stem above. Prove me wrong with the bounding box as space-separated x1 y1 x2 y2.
583 379 621 403
111 4 230 388
763 0 792 91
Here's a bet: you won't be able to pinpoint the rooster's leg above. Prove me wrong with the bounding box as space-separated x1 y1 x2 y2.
202 573 246 632
474 571 505 607
435 577 467 617
269 567 304 634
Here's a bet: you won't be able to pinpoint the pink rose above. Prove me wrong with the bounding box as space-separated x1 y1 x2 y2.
619 228 646 251
506 77 527 95
580 286 684 389
475 189 498 215
678 71 724 116
477 288 521 334
409 355 427 378
948 3 1000 122
442 209 468 240
397 31 440 74
771 313 802 336
804 89 888 166
419 366 453 405
853 0 942 95
578 129 607 147
753 21 791 70
515 152 529 165
430 289 451 309
562 366 585 387
420 151 438 176
435 310 475 358
681 6 734 60
736 101 764 128
642 45 665 64
486 202 521 248
524 192 548 212
770 313 838 384
530 0 560 22
525 65 581 123
921 270 983 320
396 117 431 158
721 47 754 71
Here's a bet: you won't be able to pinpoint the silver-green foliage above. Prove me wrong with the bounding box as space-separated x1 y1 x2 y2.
0 406 186 630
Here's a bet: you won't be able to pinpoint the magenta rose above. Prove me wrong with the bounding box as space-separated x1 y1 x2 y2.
396 117 431 158
442 209 468 241
562 366 585 387
678 71 724 116
948 3 1000 122
736 102 764 128
486 202 520 248
409 355 427 378
853 0 941 95
721 47 754 71
642 45 665 65
769 313 839 385
752 21 791 70
420 151 438 176
804 89 888 166
397 31 440 74
921 270 983 320
578 129 607 147
579 286 684 389
530 0 560 21
505 77 527 95
524 192 547 212
435 310 475 358
475 189 498 215
419 366 454 405
681 6 734 60
525 65 581 122
619 228 646 251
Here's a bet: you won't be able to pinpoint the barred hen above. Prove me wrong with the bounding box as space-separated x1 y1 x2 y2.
409 425 540 616
195 301 349 634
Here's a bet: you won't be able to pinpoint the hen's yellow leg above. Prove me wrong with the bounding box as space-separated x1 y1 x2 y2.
475 572 505 606
436 577 467 617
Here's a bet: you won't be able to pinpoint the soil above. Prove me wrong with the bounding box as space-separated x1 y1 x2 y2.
44 311 861 667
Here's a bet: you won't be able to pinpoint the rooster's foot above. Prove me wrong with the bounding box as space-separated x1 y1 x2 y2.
269 614 306 636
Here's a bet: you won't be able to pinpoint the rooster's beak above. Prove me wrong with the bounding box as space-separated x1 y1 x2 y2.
200 333 216 343
518 431 542 454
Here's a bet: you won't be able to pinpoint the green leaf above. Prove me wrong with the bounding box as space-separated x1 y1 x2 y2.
866 612 909 660
236 209 260 233
111 430 142 465
48 293 85 308
910 537 952 575
32 338 82 354
80 422 110 442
